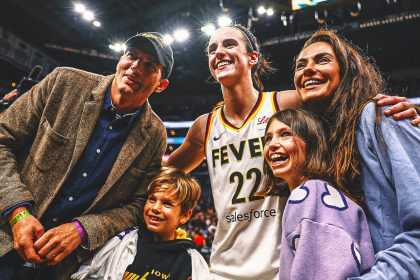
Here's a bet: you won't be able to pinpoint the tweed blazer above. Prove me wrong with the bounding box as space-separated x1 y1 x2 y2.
0 67 167 275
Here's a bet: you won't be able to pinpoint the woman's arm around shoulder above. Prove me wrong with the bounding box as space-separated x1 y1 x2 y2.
165 114 208 173
275 90 303 110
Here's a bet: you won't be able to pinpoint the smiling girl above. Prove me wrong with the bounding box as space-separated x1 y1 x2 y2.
263 108 375 279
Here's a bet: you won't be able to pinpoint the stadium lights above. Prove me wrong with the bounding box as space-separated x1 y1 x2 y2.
74 3 86 13
281 12 288 26
82 11 94 21
218 15 232 27
173 29 190 42
201 24 216 36
163 34 174 44
74 3 100 27
114 44 122 52
257 6 274 17
257 6 267 15
359 12 420 29
74 2 280 54
109 43 125 52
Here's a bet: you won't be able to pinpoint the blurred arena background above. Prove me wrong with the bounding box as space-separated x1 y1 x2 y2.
1 0 419 260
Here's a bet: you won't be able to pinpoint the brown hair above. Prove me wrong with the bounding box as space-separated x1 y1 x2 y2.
262 108 330 196
297 28 387 204
231 25 276 92
148 167 201 215
206 24 276 93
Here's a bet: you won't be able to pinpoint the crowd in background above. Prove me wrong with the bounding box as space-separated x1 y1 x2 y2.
180 191 217 263
2 75 420 117
150 77 420 121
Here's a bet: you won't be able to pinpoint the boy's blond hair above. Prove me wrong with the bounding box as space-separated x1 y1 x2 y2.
148 167 201 215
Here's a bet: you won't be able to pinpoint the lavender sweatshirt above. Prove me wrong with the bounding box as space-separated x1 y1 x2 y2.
280 179 375 280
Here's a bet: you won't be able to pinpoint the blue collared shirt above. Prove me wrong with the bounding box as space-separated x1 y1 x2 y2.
38 88 142 229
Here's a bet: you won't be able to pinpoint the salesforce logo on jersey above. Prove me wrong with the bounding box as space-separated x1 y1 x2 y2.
225 208 277 223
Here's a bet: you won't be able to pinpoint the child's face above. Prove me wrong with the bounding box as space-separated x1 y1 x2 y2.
144 186 191 243
264 119 307 190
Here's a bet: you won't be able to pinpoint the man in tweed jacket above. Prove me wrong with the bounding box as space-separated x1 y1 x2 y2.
0 32 172 279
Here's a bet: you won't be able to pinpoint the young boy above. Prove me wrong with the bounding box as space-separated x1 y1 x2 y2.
72 167 211 280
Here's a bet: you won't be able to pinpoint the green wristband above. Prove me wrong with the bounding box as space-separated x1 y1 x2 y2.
9 209 31 228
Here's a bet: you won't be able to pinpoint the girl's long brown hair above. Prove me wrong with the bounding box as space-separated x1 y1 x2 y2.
262 109 331 197
298 28 387 204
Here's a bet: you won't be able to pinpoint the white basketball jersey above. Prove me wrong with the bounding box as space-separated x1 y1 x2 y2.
205 92 287 280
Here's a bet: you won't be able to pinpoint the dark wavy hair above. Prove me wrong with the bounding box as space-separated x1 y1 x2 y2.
297 28 387 204
261 108 330 196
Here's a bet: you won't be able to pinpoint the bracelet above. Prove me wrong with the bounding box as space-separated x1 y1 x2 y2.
9 209 31 228
71 220 86 242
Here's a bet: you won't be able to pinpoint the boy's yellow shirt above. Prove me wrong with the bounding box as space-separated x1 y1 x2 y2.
175 228 190 240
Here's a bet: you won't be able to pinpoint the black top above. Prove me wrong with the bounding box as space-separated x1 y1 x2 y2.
124 225 196 280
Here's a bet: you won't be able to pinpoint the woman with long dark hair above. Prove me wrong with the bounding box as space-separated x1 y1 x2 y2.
293 28 420 278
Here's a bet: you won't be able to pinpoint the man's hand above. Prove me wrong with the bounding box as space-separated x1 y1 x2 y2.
2 89 19 102
34 223 81 266
10 207 45 263
375 94 420 126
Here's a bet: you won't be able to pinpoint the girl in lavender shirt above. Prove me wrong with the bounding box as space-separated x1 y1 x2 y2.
262 108 375 279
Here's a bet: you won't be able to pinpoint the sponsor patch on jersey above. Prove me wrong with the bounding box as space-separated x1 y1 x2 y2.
225 207 277 223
